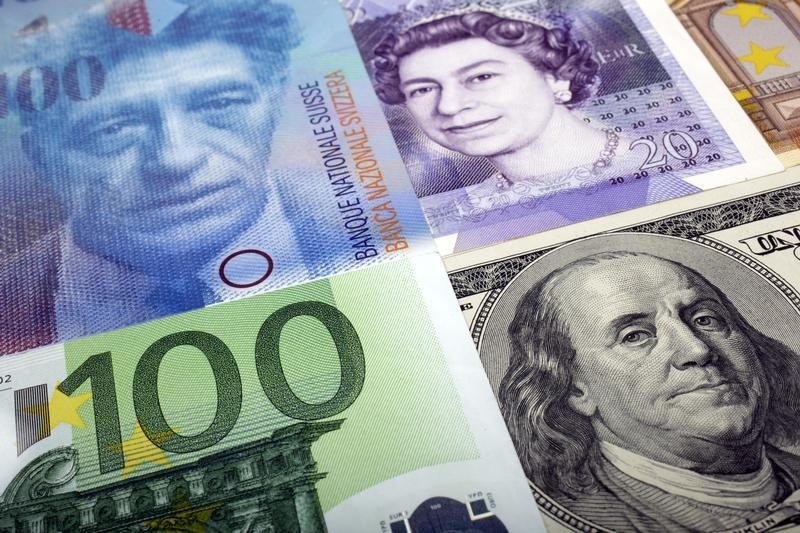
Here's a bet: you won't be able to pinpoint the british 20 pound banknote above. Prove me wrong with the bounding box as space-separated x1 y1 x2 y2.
447 170 800 533
344 0 781 254
0 0 432 356
0 254 545 532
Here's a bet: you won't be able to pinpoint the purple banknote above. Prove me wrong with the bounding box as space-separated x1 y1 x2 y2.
343 0 781 254
0 0 432 355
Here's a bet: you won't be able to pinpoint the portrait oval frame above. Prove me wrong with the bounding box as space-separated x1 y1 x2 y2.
474 231 800 530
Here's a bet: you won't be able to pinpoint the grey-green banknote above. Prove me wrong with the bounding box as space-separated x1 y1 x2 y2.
446 170 800 533
0 254 544 532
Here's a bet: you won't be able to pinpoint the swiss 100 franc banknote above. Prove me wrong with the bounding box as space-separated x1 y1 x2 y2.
446 170 800 533
0 0 433 356
669 1 800 169
0 253 544 532
342 0 781 255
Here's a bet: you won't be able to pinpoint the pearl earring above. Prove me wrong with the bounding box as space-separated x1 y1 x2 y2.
554 90 573 104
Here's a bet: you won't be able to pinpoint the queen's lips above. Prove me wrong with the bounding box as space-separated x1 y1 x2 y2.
444 116 500 134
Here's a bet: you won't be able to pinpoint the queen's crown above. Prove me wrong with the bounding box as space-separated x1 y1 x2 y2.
395 0 567 32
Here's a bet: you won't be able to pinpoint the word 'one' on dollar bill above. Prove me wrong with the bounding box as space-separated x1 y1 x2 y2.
0 0 432 357
0 254 544 533
670 0 800 169
343 0 781 254
448 170 800 533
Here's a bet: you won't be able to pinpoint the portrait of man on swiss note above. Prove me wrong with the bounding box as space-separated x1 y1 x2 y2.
4 0 303 348
498 249 800 532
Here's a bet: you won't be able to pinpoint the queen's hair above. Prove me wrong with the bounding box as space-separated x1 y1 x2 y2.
371 11 599 107
499 251 800 498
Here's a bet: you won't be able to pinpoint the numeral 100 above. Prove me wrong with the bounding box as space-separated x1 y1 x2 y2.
58 301 366 474
0 56 105 118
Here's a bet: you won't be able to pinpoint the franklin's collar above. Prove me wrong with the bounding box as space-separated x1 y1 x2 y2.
599 440 777 509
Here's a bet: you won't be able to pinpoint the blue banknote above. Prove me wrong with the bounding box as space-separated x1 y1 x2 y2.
0 0 432 355
343 0 781 253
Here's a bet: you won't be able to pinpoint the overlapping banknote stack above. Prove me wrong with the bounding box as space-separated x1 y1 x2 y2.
2 0 800 531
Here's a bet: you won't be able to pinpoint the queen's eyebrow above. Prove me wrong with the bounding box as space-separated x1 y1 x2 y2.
400 59 507 88
454 59 507 75
400 76 436 89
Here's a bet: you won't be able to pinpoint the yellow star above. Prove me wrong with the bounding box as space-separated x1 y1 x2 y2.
26 381 91 434
113 423 172 479
739 42 789 74
723 2 771 27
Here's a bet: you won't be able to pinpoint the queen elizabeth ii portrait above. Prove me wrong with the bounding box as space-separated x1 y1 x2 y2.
356 0 704 248
372 10 637 182
371 7 657 218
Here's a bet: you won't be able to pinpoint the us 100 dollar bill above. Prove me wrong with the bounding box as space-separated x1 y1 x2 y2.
0 254 544 532
0 0 432 356
342 0 781 255
446 170 800 533
669 0 800 169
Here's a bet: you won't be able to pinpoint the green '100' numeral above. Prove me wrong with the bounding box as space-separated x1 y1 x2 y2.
58 351 123 472
58 301 365 474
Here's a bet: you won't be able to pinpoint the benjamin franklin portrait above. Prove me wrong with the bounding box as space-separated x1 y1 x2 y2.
477 233 800 532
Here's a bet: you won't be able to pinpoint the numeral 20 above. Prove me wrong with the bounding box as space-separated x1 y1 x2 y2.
58 301 365 474
631 131 701 171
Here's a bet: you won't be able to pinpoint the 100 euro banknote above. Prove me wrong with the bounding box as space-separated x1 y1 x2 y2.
343 0 781 254
0 253 544 532
0 0 432 356
446 171 800 532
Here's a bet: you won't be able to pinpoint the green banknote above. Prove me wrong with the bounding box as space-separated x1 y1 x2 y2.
0 254 542 532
